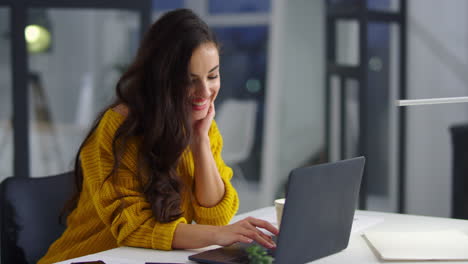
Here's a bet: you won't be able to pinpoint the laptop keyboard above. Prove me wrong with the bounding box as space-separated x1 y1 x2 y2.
188 236 278 264
228 255 251 263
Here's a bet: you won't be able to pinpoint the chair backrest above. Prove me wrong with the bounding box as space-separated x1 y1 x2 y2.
215 99 257 164
0 171 74 264
450 124 468 219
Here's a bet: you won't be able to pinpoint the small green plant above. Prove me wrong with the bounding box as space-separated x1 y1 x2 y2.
246 244 274 264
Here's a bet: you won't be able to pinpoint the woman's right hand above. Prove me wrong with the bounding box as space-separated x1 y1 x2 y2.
214 217 279 249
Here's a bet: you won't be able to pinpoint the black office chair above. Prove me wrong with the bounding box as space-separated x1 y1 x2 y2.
450 123 468 219
0 171 74 264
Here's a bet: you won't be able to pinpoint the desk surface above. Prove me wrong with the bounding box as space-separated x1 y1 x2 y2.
58 207 468 264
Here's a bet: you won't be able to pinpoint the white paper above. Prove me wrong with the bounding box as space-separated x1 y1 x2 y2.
363 230 468 261
351 214 384 234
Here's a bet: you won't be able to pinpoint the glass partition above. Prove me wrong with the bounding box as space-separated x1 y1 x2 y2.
336 20 360 66
208 0 270 14
211 26 268 211
365 22 401 212
327 0 361 11
329 75 342 162
0 7 12 181
152 0 183 12
344 79 360 159
367 0 400 12
27 8 140 177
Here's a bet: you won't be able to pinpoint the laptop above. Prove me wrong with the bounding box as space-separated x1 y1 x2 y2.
188 157 365 264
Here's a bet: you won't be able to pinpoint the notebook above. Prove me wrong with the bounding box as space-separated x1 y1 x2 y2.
363 230 468 261
189 157 366 264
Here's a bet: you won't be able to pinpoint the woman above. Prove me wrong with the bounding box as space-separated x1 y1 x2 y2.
38 8 278 264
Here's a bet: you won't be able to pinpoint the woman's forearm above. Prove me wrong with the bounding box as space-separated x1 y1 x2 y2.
172 222 219 249
172 217 280 250
191 136 225 207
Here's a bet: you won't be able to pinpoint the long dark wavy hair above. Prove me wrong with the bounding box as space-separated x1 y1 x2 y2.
64 9 219 223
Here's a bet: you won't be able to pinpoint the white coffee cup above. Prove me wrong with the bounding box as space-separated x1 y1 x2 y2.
274 198 285 228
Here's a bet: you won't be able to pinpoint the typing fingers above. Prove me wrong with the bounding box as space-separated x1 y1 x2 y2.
245 217 279 236
241 227 276 249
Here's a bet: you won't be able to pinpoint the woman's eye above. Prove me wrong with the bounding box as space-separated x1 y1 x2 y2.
208 75 219 80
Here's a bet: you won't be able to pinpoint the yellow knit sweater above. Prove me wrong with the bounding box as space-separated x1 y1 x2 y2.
38 109 239 264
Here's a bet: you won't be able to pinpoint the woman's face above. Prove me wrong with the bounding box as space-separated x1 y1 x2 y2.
188 42 220 122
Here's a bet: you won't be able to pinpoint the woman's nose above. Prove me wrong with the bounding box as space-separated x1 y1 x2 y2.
196 81 211 97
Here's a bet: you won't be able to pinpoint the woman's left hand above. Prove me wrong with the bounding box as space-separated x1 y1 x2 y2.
192 103 215 144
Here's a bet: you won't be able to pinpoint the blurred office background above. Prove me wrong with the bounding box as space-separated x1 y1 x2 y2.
1 0 468 220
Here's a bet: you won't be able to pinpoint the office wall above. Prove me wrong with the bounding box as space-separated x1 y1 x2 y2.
406 0 468 217
261 0 324 204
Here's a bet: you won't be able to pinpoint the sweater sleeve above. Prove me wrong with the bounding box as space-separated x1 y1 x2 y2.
81 114 186 251
191 121 239 225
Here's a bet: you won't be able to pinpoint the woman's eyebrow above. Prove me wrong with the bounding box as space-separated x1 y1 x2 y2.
208 65 219 73
190 65 219 77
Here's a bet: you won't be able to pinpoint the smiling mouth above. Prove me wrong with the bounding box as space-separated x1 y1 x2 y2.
191 98 209 111
193 100 207 106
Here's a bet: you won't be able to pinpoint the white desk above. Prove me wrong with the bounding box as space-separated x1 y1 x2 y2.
58 207 468 264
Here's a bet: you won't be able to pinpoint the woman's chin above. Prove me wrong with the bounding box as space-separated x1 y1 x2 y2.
192 111 208 122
